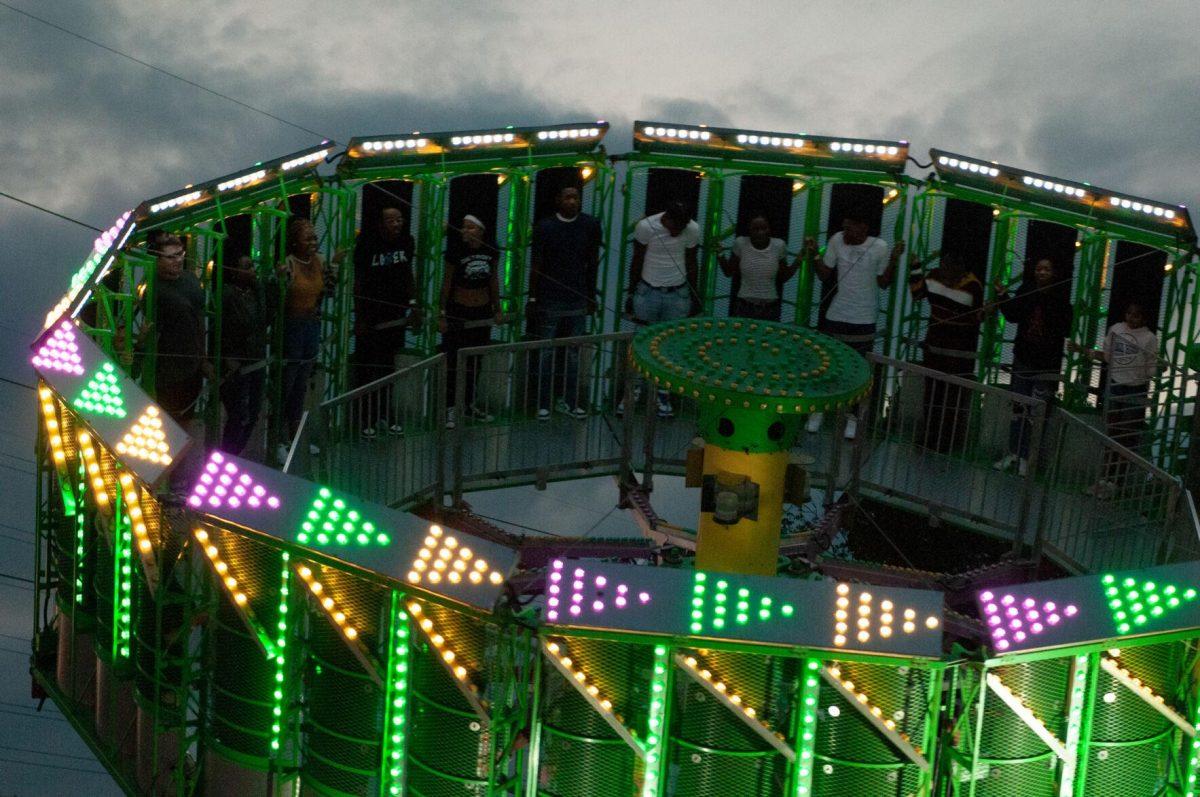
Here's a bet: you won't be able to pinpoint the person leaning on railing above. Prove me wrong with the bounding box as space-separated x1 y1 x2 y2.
909 251 984 454
1070 300 1165 497
352 205 418 439
992 258 1073 477
719 213 796 323
275 216 334 464
439 214 502 430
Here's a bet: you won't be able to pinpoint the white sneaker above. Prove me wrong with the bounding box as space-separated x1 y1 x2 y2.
537 408 551 422
445 407 457 430
993 454 1017 472
276 443 290 464
388 423 405 436
1017 458 1028 477
361 426 378 440
656 392 673 419
805 413 823 433
843 415 858 440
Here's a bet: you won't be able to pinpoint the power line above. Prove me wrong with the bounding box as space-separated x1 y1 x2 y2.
0 754 104 776
0 571 35 584
0 533 33 545
0 708 64 722
0 462 34 477
0 1 330 143
0 189 103 232
0 374 36 391
0 742 99 763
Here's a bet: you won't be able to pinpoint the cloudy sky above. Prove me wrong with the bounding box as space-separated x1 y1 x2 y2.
1 1 1197 792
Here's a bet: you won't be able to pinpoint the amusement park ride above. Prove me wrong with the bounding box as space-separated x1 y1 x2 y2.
24 119 1200 796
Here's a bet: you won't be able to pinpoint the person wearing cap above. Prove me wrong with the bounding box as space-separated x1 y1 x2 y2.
528 186 602 421
440 214 502 429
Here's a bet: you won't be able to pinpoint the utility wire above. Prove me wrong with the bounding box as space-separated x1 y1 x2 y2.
0 571 35 584
0 1 330 143
0 754 104 775
0 189 103 232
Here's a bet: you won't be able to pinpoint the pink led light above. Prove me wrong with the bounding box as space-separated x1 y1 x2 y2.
544 562 648 624
188 452 281 512
981 591 1080 651
31 322 85 375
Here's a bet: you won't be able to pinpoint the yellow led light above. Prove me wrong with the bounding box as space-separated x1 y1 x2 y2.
459 548 472 560
857 631 870 643
224 576 238 589
468 571 482 584
345 627 358 640
234 593 247 606
730 694 741 705
587 684 599 696
454 666 467 680
836 583 850 595
431 634 444 646
489 572 503 585
430 525 443 537
903 609 915 620
420 619 433 631
744 706 756 718
299 566 312 579
834 635 846 646
407 571 421 582
138 539 152 553
429 571 442 583
448 572 461 584
561 656 572 667
445 536 458 548
452 560 467 572
574 671 586 682
903 622 915 633
418 548 432 560
547 642 560 654
860 593 872 603
925 617 939 629
322 597 334 610
215 561 228 574
442 650 455 663
880 626 893 638
195 529 208 543
414 560 427 571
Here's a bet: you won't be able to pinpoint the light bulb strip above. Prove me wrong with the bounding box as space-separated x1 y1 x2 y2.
216 169 267 193
407 600 489 722
821 666 930 770
118 473 159 588
191 528 275 656
540 637 642 758
1099 655 1193 736
281 149 329 171
984 673 1068 760
641 644 672 797
76 430 112 514
111 483 133 660
149 190 203 215
1057 655 1088 796
790 659 820 797
73 458 85 605
1184 691 1200 797
296 562 382 687
675 651 794 761
381 591 411 796
38 386 72 482
269 552 290 756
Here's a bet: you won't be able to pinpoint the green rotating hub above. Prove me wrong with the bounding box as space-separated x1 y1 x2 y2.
630 317 872 452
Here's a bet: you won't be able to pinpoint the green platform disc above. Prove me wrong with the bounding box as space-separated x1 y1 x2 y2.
630 317 871 452
631 317 871 413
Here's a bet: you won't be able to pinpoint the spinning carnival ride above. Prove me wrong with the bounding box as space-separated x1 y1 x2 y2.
24 120 1200 797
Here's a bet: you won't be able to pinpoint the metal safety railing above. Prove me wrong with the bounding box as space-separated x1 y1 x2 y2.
290 335 1200 574
309 354 445 508
1037 406 1197 570
450 332 632 503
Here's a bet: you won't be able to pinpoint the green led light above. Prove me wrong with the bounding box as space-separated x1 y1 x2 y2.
382 591 410 795
270 553 290 754
690 571 799 635
297 488 391 547
641 644 671 797
73 362 128 418
1104 574 1197 636
791 657 820 796
112 485 134 661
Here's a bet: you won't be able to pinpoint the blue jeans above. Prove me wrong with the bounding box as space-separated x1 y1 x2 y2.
1007 370 1056 460
221 366 265 455
282 317 320 436
532 308 587 410
632 281 690 324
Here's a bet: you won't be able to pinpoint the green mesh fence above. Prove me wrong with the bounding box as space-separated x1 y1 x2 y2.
1083 643 1180 796
302 616 384 797
208 597 275 766
813 660 930 797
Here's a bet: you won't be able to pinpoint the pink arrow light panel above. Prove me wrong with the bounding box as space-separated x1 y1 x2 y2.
980 590 1078 651
189 451 281 511
546 559 650 623
32 322 85 375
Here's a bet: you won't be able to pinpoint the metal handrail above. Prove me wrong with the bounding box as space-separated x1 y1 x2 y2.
319 353 444 407
865 352 1045 406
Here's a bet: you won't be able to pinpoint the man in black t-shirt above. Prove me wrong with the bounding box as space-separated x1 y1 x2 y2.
150 233 208 423
528 187 602 420
352 206 417 436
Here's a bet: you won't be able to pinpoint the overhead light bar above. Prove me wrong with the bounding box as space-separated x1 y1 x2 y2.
634 120 908 170
281 147 330 171
44 210 135 329
217 169 267 192
149 190 203 215
346 122 609 163
932 148 1193 239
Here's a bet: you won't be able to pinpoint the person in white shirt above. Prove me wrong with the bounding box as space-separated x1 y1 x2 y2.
1072 301 1163 496
720 214 797 321
801 206 904 438
624 201 701 418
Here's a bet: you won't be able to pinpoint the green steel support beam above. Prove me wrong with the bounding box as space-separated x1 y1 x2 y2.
380 589 411 796
641 643 673 797
1062 653 1092 796
699 169 726 315
793 180 825 328
788 657 821 796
